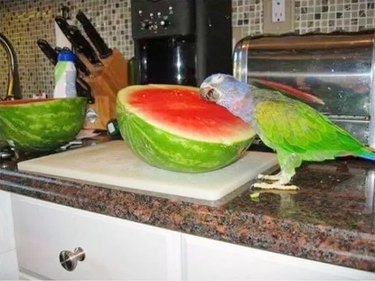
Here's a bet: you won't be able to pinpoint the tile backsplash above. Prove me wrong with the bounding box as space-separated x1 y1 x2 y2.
0 0 374 98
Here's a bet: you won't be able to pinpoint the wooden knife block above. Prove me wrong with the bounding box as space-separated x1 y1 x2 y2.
83 48 128 130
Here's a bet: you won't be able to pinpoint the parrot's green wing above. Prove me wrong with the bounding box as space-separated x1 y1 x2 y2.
253 98 366 162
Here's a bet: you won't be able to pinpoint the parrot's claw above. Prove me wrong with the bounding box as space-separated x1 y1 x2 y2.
254 172 299 190
252 182 299 191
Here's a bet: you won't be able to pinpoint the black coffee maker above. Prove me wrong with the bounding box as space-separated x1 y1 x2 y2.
131 0 232 86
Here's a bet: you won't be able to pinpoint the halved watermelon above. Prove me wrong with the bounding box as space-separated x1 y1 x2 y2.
0 97 87 152
116 84 256 172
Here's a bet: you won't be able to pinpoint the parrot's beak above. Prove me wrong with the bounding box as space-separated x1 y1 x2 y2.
200 84 217 102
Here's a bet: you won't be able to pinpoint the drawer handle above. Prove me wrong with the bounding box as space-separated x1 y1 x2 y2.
59 247 85 272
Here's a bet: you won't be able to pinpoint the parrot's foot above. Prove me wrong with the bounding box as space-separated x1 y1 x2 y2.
257 173 282 181
254 172 299 191
253 182 299 191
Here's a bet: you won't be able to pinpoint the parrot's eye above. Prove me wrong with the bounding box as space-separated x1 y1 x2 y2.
212 74 224 84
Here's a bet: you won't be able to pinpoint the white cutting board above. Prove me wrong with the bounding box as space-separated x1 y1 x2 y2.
18 141 277 202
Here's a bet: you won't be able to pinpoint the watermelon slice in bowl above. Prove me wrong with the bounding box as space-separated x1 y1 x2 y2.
116 84 256 173
0 97 87 153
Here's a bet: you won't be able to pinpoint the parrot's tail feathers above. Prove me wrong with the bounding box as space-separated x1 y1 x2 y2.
358 150 375 161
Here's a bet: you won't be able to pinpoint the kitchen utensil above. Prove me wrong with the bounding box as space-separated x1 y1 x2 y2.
74 52 91 77
37 42 94 102
75 10 127 91
83 73 117 129
71 22 127 130
53 14 128 130
100 48 128 91
0 146 13 161
66 25 102 66
17 141 277 203
76 78 94 104
58 47 117 129
55 16 101 66
60 26 117 95
76 10 112 59
37 39 58 65
55 16 72 40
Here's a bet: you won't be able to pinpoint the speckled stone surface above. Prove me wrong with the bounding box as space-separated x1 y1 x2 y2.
0 147 374 273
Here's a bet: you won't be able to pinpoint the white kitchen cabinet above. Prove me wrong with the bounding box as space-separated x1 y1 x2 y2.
0 190 16 253
0 249 19 280
0 190 19 280
181 233 375 281
11 194 182 280
8 192 375 281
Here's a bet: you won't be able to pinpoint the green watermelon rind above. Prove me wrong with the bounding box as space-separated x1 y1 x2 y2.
117 87 255 173
0 97 87 152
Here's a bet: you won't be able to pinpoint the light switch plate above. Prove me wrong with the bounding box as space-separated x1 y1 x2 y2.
264 0 295 34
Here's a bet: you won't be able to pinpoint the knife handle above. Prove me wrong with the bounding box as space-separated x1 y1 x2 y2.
67 25 102 65
75 55 91 77
37 39 58 65
76 10 112 59
56 16 102 66
55 16 72 40
77 78 94 104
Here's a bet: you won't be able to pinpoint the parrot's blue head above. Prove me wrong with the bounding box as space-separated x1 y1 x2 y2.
200 74 253 122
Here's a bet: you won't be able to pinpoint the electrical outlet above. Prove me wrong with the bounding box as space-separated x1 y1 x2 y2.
272 0 286 22
263 0 294 34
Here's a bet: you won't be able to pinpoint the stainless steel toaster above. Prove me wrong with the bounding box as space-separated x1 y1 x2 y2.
233 31 375 148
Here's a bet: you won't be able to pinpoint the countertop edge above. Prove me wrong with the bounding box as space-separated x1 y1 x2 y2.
1 168 374 273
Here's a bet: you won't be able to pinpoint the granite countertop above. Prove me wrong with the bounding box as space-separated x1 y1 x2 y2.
0 140 374 273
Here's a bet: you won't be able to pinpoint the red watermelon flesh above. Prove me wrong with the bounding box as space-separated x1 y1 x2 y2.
125 86 253 144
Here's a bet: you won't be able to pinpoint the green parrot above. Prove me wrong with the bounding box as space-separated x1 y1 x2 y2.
200 74 375 190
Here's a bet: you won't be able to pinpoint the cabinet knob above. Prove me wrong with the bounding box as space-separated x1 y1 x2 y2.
59 247 85 271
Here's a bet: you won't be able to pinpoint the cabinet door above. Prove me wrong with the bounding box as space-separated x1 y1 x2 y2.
182 233 375 280
0 190 16 253
12 194 182 280
0 249 19 280
0 190 19 280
